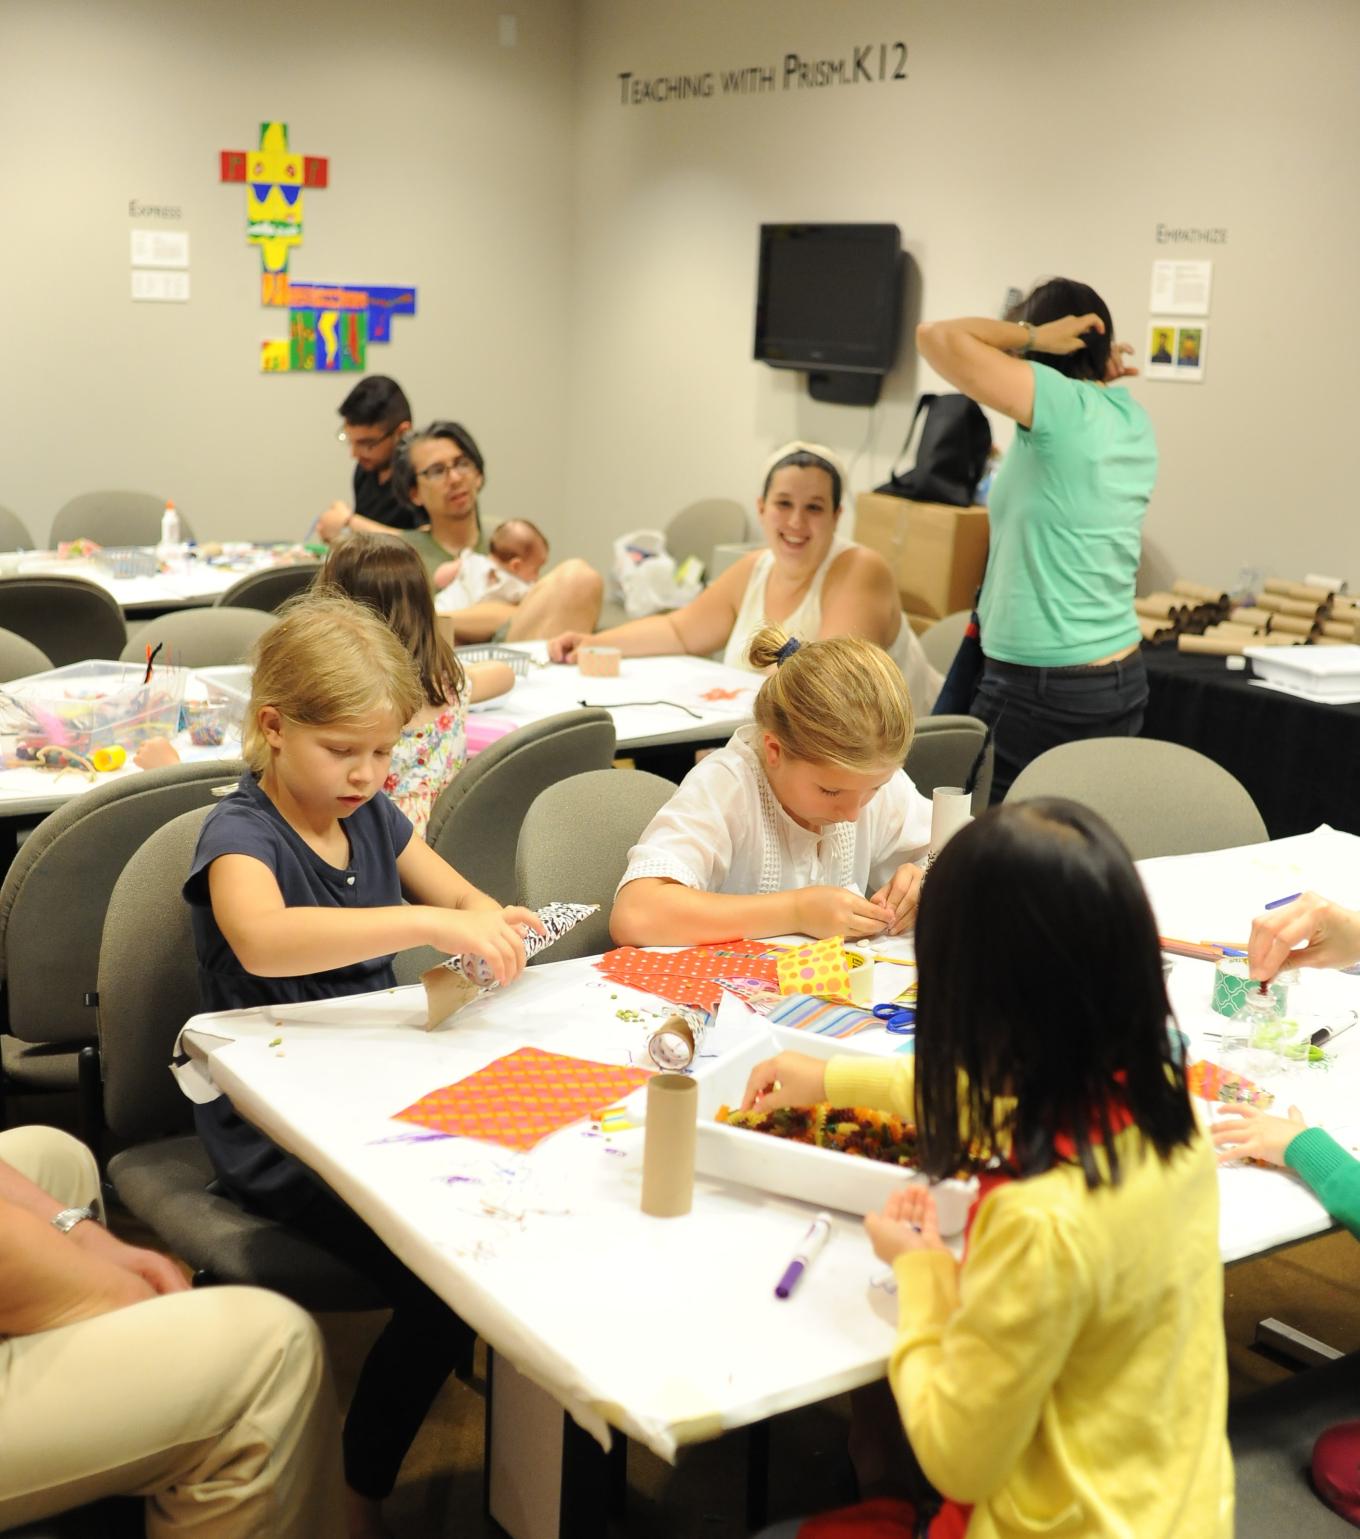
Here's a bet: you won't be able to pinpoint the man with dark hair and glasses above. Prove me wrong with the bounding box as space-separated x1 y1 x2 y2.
316 375 416 541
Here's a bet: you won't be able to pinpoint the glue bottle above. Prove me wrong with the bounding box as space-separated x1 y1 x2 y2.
158 500 184 572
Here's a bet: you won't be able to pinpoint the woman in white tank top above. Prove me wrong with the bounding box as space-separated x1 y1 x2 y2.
547 442 942 714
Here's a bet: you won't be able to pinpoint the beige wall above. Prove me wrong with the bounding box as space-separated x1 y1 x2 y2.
0 0 576 549
2 0 1355 593
565 0 1360 590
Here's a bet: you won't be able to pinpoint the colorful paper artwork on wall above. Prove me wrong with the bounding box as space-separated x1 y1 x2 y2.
219 122 417 374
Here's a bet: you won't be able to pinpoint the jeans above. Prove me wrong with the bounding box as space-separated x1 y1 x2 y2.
970 651 1149 803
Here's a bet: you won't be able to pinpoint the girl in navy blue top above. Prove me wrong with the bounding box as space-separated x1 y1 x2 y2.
184 593 543 1539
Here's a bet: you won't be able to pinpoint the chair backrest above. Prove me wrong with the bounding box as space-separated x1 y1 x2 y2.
0 624 51 682
50 490 187 548
0 575 127 666
917 609 972 675
426 708 617 904
98 806 211 1141
0 504 34 551
905 714 993 813
0 760 244 1047
1004 737 1269 859
665 499 750 572
118 605 273 668
515 768 676 960
214 562 321 613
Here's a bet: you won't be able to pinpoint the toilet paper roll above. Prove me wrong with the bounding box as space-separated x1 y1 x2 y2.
930 785 972 851
1171 580 1228 604
1178 633 1244 656
640 1074 697 1218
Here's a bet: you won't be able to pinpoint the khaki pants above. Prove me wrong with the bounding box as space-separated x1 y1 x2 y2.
0 1127 346 1537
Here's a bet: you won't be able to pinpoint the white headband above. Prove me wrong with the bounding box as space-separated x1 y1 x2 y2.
760 440 849 508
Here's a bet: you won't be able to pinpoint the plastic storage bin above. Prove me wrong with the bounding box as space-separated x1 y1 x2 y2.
181 670 250 748
0 661 187 768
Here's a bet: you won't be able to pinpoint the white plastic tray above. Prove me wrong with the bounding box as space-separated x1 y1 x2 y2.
628 1030 977 1232
1245 644 1360 698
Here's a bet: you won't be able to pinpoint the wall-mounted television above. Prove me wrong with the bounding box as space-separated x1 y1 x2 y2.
754 223 903 403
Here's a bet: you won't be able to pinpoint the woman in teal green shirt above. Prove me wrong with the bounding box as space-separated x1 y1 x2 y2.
916 279 1154 799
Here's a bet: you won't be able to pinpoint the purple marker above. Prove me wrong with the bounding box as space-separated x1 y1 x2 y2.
775 1212 832 1299
1265 892 1302 911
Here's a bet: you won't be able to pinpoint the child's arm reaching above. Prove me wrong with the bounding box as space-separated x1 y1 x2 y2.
610 877 893 947
209 853 537 986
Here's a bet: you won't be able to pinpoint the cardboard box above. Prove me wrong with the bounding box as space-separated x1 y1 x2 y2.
853 493 989 621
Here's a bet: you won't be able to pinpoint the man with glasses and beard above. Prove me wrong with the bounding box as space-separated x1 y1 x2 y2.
316 375 416 540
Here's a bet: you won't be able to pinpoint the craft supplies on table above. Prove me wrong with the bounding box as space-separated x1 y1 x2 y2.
0 660 188 770
595 940 784 1017
454 642 535 678
393 1044 651 1151
421 902 598 1026
577 645 622 678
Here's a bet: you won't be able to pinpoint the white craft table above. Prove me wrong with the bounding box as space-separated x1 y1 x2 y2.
5 546 311 613
468 642 758 753
172 829 1360 1534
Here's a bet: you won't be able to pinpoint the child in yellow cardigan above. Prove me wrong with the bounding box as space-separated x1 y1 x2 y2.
744 799 1234 1539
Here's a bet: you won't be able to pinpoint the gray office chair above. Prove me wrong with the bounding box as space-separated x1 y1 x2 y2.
1231 1350 1360 1537
0 503 35 551
0 625 51 681
49 491 187 549
665 499 750 574
918 609 972 676
118 605 273 668
514 768 676 961
0 575 127 667
0 760 245 1140
1005 737 1268 859
214 563 321 613
906 714 993 813
429 708 616 901
99 807 382 1307
390 708 618 983
2 1496 143 1538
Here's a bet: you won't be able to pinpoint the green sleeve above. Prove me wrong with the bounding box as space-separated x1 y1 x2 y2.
1285 1128 1360 1237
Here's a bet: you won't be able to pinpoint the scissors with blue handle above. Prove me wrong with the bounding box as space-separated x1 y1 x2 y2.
873 1003 916 1034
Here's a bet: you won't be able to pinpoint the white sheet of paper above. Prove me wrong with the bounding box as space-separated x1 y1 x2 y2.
1150 258 1211 316
132 269 190 302
130 229 190 268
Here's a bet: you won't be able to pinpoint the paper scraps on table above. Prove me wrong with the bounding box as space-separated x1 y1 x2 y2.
422 902 598 1028
775 935 872 1007
394 1045 652 1151
765 991 880 1038
595 940 784 1017
1186 1059 1275 1109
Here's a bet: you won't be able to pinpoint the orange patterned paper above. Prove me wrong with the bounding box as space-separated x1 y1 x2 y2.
595 941 782 1016
394 1046 652 1151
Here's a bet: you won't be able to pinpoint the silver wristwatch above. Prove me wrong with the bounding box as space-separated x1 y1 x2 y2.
51 1205 96 1234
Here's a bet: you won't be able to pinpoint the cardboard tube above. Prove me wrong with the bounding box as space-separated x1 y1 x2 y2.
1204 622 1258 638
1263 578 1296 596
930 786 972 853
1134 594 1184 620
1319 619 1354 639
578 645 622 678
1265 578 1334 602
1231 606 1273 629
1266 613 1314 636
1138 616 1174 642
1171 580 1228 604
640 1074 697 1218
1179 633 1245 656
1261 595 1325 619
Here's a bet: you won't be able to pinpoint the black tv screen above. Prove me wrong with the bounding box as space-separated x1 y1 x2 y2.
754 223 902 374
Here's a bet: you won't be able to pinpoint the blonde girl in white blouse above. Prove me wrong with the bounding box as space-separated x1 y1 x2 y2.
611 626 932 947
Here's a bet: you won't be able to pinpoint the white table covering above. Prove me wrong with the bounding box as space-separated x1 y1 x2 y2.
173 828 1360 1458
8 552 282 609
468 643 758 750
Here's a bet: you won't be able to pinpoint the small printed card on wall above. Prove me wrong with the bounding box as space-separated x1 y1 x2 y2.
1146 319 1207 382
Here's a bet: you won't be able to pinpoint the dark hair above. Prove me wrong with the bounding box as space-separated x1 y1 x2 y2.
392 420 486 506
338 375 411 429
761 450 842 509
1013 278 1114 383
912 798 1194 1189
319 533 464 709
489 518 548 565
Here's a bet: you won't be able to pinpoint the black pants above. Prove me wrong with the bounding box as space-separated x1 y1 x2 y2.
969 651 1149 803
197 1101 474 1503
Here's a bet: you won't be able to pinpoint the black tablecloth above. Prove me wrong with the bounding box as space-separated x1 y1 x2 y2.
1141 648 1360 838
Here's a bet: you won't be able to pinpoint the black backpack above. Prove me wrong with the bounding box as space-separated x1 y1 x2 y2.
876 392 992 507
